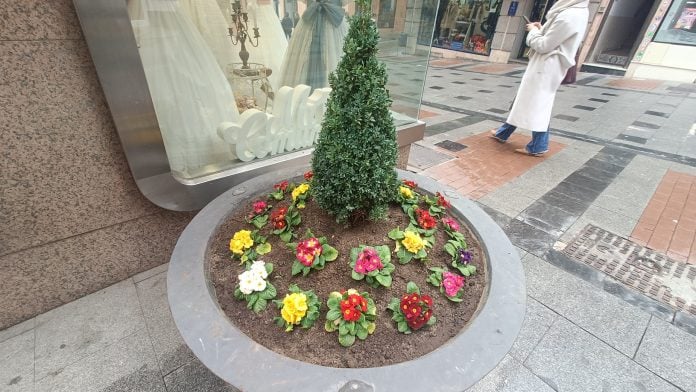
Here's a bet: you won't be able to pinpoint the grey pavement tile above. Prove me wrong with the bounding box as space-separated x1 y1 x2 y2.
522 254 651 356
35 329 165 392
560 205 637 243
635 317 696 392
164 360 239 392
466 355 555 392
525 317 682 392
478 190 537 219
674 311 696 335
0 318 35 344
509 298 558 363
505 219 557 258
34 279 146 381
133 262 169 283
0 330 34 392
518 201 581 238
135 272 195 376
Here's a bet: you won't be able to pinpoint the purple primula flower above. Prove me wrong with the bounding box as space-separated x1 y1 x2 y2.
458 248 473 264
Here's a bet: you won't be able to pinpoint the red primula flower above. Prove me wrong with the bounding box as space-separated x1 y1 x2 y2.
340 293 367 322
415 208 436 230
402 179 417 189
274 181 289 192
436 192 451 208
304 171 314 181
273 220 286 230
252 200 268 215
342 308 361 322
399 292 434 330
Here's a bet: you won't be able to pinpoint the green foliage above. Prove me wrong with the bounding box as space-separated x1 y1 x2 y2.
311 5 398 224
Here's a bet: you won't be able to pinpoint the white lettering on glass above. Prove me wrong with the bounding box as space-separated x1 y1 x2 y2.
217 84 331 162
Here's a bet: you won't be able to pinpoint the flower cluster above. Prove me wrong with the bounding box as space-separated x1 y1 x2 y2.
273 284 321 332
396 180 420 213
291 183 310 209
436 192 451 208
414 208 436 230
290 230 338 276
234 261 277 312
269 180 289 200
402 179 417 189
427 267 466 302
325 289 377 347
296 237 323 267
441 217 460 232
350 245 395 288
443 227 477 276
229 230 271 265
303 171 314 181
388 282 435 333
354 247 383 273
270 207 288 230
388 225 432 264
246 200 272 229
270 205 301 243
442 272 465 297
423 191 451 217
388 282 435 334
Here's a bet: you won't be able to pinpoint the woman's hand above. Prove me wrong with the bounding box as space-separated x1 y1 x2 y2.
526 22 542 32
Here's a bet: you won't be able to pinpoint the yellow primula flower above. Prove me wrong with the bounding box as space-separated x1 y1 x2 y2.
399 186 413 199
402 230 424 254
230 230 253 255
281 293 308 325
292 183 310 202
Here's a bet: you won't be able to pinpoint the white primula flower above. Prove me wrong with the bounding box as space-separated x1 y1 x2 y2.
253 277 267 292
238 271 255 295
250 260 268 279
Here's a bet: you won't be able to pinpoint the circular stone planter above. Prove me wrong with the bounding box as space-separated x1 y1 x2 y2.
168 167 526 392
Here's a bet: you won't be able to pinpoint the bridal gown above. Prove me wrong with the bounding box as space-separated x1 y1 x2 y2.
128 0 241 179
278 0 351 90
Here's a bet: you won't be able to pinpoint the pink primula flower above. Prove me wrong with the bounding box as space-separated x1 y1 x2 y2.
442 272 465 297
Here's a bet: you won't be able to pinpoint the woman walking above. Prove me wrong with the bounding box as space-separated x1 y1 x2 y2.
491 0 589 156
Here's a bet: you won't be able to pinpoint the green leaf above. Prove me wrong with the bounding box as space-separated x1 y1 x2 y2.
291 261 304 276
327 309 342 321
416 249 427 259
375 274 392 287
325 320 336 332
260 283 276 300
388 228 404 240
339 323 350 336
351 270 365 280
255 242 271 255
398 249 413 264
406 281 419 294
427 316 437 326
279 231 293 243
322 245 338 261
251 215 268 229
338 333 356 347
356 326 368 340
265 263 274 274
366 322 376 334
444 242 456 257
349 246 361 262
327 296 340 309
375 245 391 263
252 298 267 313
397 321 409 333
302 266 311 276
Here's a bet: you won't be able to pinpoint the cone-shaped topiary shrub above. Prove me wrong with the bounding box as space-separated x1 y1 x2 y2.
311 0 398 224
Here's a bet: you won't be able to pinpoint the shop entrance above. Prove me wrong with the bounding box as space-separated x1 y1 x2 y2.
517 0 557 60
586 0 656 72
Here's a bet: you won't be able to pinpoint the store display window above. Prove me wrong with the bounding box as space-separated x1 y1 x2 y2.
125 0 433 181
654 0 696 46
431 0 503 55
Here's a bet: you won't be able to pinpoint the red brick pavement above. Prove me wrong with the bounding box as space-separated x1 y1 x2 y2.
631 170 696 264
424 131 565 200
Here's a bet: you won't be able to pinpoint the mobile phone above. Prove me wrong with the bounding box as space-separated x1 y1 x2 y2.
522 15 531 24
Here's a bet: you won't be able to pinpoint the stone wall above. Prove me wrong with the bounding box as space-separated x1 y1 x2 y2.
0 1 193 329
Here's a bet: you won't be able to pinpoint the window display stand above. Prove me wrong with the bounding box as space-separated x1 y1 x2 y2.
228 62 274 112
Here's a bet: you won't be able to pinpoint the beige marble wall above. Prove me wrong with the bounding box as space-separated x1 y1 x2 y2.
0 0 193 329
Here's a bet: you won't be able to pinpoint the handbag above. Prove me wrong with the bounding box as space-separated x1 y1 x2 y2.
561 52 580 85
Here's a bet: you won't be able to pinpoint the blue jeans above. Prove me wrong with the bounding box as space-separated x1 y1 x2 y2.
494 123 549 154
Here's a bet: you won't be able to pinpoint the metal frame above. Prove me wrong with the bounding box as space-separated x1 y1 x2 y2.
72 0 425 211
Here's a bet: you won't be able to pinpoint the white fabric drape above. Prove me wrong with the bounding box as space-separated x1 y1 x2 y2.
128 0 240 178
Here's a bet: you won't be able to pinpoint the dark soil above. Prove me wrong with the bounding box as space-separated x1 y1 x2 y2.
207 189 488 368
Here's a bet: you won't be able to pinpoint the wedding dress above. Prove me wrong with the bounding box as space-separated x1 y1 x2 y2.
128 0 241 179
278 0 351 90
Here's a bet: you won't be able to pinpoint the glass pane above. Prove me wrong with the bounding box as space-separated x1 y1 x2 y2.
430 0 503 55
654 0 696 46
127 0 433 180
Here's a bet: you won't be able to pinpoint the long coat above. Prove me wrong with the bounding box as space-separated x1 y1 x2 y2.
507 6 589 132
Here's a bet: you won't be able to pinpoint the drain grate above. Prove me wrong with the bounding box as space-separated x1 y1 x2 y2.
435 140 467 152
563 225 696 316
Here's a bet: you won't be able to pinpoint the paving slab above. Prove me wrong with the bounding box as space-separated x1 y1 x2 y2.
466 355 555 392
34 279 146 381
523 254 651 356
0 330 34 392
525 317 682 392
0 317 34 344
34 329 164 392
135 271 196 376
163 360 239 392
508 297 558 363
635 317 696 392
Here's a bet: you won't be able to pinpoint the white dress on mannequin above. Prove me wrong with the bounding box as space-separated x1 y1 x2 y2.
278 0 350 90
128 0 241 179
179 0 238 72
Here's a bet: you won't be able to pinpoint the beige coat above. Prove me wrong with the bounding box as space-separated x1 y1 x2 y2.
506 4 589 132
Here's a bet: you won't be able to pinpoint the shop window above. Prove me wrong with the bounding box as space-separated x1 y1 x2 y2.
654 0 696 46
431 0 503 55
378 0 397 28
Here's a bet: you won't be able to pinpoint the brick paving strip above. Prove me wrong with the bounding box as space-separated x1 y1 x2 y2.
564 224 696 316
424 131 565 199
631 170 696 264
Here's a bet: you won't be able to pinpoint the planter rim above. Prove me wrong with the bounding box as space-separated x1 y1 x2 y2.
168 167 526 392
